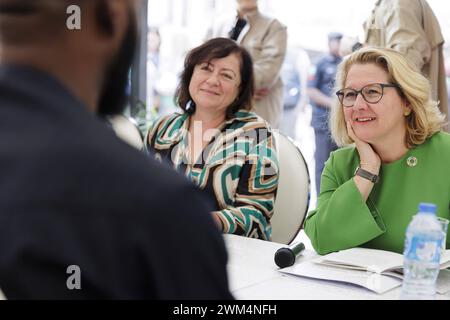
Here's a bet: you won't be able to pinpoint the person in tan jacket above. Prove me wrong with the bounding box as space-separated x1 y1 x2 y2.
364 0 448 129
209 0 287 128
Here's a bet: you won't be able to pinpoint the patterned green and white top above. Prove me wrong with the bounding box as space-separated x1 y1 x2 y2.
146 110 279 240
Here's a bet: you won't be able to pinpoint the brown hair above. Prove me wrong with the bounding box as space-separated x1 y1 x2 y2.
176 37 255 119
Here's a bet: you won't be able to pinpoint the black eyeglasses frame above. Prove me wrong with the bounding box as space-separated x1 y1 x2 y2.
336 83 401 108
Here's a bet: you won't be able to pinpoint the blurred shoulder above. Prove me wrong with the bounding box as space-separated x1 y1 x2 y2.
256 12 286 29
383 0 420 11
431 131 450 141
424 131 450 152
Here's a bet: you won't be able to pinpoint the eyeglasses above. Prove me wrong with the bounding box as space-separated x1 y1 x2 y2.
336 83 400 108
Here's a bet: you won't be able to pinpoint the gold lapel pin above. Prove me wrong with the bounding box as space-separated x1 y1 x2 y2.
406 156 418 167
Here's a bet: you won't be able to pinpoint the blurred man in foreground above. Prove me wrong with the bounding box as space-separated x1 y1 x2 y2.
0 0 232 299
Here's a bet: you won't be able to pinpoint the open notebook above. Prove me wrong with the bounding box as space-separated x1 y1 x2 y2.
280 247 450 294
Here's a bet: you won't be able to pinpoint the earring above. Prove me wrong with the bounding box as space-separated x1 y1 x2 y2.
404 110 411 117
185 100 196 115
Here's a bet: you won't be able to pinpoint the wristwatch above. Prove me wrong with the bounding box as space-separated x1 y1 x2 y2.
354 167 379 183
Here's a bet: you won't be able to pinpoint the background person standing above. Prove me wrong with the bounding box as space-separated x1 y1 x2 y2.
209 0 287 128
364 0 448 129
308 32 342 196
280 47 311 141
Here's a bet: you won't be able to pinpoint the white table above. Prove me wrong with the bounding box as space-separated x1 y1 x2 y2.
223 234 450 300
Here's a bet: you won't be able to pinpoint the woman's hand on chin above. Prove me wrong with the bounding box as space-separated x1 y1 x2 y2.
347 121 380 173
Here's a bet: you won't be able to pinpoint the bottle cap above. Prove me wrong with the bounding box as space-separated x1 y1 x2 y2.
418 202 437 214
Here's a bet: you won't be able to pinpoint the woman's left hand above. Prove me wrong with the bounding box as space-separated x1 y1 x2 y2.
346 121 381 173
347 121 380 201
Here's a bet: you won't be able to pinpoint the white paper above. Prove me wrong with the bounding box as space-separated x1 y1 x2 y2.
316 247 404 274
315 248 450 274
280 261 402 294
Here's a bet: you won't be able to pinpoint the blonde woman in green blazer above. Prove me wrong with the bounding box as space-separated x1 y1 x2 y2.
305 47 450 255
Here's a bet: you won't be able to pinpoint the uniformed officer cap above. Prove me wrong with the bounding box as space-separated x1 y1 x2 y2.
328 32 343 41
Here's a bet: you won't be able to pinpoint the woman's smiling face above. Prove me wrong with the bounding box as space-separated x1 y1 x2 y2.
189 53 241 117
343 63 410 145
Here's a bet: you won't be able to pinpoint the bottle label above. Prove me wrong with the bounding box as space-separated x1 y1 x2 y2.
404 237 441 263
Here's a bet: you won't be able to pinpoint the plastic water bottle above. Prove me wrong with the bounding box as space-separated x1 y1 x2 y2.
401 203 444 300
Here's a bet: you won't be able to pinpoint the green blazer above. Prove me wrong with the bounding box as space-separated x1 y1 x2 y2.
305 132 450 255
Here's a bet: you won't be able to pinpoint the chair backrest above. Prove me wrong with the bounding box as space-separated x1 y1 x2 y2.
109 115 144 150
271 132 310 244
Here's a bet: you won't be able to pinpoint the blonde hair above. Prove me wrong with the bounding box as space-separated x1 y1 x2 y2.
330 47 446 148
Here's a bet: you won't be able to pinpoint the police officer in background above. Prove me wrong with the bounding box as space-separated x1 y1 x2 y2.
307 32 343 197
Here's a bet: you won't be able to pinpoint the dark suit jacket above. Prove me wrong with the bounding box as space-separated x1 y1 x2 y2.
0 65 232 299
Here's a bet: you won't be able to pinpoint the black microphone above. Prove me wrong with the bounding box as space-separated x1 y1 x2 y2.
274 242 305 268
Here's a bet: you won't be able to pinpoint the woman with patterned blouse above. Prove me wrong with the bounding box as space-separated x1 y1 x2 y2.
146 38 279 240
